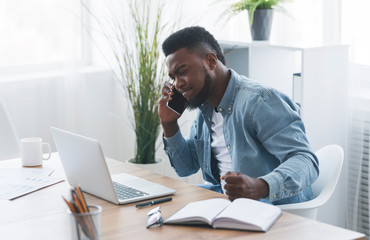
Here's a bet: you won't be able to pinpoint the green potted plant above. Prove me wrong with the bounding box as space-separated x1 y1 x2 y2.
83 0 168 165
224 0 288 41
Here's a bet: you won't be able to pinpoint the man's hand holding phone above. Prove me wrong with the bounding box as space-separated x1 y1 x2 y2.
158 81 187 137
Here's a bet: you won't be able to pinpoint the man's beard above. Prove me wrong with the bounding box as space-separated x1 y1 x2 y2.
186 71 212 110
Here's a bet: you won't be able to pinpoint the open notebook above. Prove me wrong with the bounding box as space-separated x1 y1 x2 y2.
165 198 282 232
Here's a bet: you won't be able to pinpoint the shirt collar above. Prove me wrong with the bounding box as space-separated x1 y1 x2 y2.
199 68 240 115
215 69 240 114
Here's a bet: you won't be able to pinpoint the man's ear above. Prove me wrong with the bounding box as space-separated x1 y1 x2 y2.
205 52 218 70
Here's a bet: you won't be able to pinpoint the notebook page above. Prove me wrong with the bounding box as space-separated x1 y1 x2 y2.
213 198 281 231
165 198 230 224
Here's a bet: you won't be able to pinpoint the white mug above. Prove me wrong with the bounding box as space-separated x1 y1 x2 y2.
21 137 51 166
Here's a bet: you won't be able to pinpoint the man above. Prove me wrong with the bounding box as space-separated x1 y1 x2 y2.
158 26 319 204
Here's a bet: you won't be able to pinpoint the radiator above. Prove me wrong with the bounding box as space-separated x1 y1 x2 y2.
347 107 370 238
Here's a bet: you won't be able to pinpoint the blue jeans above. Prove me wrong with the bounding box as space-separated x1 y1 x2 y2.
197 183 223 193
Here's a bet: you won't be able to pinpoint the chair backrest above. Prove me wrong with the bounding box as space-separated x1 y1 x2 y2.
277 144 344 219
311 144 344 199
0 101 20 160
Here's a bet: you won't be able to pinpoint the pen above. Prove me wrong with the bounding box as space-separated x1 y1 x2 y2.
135 197 172 208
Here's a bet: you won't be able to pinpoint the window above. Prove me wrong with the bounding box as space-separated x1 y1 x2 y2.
0 0 84 70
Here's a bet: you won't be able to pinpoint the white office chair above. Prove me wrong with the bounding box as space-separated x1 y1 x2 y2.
277 144 344 220
0 101 20 160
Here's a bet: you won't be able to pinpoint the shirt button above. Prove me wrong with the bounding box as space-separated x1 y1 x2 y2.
219 107 223 112
273 194 277 199
227 145 231 150
228 107 232 111
290 193 294 197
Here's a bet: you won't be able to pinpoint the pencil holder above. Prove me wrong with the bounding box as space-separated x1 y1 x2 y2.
67 205 102 240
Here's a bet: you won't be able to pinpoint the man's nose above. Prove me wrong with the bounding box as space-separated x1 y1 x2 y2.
174 77 185 91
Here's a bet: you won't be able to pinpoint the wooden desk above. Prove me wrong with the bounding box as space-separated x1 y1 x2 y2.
0 153 365 240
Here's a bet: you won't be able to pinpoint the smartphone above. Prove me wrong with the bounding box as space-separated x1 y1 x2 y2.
166 87 187 115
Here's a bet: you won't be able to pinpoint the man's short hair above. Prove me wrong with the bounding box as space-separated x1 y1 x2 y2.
162 26 225 65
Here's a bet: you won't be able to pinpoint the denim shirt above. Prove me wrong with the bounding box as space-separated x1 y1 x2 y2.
163 69 319 204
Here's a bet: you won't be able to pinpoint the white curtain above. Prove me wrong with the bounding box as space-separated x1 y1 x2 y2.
0 1 124 159
0 0 83 146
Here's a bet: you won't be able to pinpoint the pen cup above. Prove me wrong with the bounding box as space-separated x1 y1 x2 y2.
68 205 102 240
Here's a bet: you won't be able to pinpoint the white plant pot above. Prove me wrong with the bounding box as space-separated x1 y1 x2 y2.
125 158 165 175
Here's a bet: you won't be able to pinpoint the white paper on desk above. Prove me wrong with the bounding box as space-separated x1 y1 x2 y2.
0 168 64 200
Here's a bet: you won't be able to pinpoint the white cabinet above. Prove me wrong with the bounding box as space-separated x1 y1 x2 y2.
220 41 349 227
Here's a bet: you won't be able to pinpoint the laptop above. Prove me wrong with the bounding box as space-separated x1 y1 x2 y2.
50 127 175 205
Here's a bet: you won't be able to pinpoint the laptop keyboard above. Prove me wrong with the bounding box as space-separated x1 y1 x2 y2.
113 181 149 200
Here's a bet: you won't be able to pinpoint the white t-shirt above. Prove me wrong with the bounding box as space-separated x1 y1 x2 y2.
210 109 232 193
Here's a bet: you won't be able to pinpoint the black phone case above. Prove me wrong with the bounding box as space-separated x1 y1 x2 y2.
166 88 187 115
